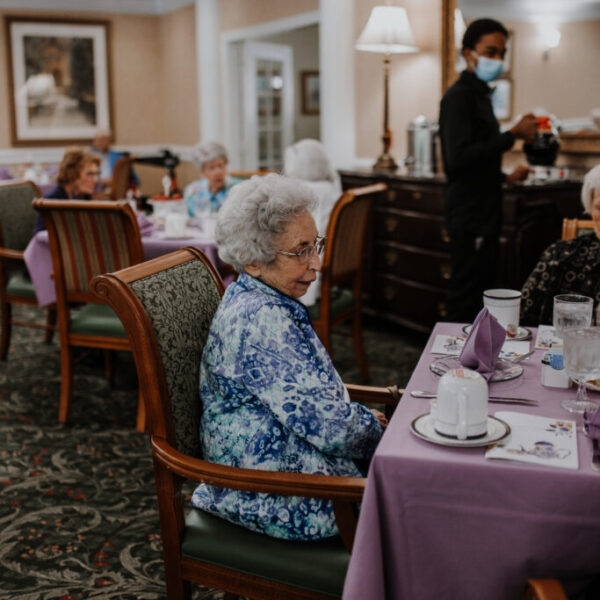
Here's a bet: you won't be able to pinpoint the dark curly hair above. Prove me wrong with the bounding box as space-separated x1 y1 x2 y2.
56 147 100 187
462 18 508 52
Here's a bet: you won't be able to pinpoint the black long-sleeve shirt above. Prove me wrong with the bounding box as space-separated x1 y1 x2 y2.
439 70 515 237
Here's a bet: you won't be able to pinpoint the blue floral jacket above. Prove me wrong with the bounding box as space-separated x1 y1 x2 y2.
184 175 241 216
191 273 383 540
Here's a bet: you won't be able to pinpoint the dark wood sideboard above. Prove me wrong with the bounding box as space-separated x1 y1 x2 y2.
339 169 583 333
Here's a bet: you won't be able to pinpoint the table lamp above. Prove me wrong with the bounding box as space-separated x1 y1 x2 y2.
356 4 419 171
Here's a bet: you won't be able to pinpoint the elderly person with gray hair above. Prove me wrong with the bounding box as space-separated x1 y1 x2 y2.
191 173 386 541
284 138 342 305
521 164 600 326
184 140 242 217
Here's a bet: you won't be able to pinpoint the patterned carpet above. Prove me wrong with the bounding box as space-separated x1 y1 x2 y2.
0 305 426 599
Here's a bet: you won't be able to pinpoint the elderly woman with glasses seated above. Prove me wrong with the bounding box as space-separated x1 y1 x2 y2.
191 173 387 541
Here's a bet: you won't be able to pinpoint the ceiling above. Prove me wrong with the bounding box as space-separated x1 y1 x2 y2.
459 0 600 23
0 0 193 15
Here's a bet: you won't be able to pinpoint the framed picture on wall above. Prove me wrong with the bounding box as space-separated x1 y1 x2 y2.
5 17 111 146
301 70 320 115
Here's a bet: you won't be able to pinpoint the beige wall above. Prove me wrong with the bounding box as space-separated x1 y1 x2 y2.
354 0 442 164
220 0 318 31
256 24 320 142
0 5 197 149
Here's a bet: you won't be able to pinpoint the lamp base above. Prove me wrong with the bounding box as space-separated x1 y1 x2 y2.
373 153 398 172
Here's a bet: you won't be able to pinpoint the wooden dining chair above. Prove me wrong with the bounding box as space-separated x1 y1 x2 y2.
110 155 136 200
524 579 568 600
0 179 56 360
228 169 275 179
308 183 387 382
561 218 594 240
32 199 146 430
91 247 401 600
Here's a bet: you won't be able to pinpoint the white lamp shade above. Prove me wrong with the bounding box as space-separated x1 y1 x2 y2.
356 6 419 54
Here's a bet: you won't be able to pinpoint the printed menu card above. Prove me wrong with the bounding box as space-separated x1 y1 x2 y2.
485 411 578 470
430 334 529 360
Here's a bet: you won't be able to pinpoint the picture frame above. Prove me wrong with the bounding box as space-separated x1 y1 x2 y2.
491 78 513 121
5 17 112 146
301 70 320 115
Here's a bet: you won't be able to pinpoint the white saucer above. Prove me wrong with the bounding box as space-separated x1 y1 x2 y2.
410 413 511 447
429 356 523 383
158 229 194 240
463 324 531 341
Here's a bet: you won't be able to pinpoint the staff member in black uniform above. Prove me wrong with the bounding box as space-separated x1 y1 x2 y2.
439 18 537 323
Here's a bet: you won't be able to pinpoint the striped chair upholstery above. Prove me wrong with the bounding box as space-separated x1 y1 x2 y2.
308 183 387 381
32 199 145 428
0 180 55 360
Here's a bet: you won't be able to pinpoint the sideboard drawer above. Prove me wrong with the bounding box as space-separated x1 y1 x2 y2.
374 241 452 288
373 274 449 329
383 184 444 213
373 208 451 250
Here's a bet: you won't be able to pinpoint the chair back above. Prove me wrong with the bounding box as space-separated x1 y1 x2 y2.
561 218 594 240
92 248 224 456
110 156 135 200
322 183 386 287
0 180 40 255
32 199 144 305
228 170 275 180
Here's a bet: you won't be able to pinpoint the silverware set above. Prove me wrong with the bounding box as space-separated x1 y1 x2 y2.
409 390 538 405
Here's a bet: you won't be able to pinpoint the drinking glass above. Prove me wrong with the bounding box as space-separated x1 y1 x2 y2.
562 327 600 414
553 294 593 338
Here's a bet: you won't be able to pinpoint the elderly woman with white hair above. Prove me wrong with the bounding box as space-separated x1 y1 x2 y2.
520 164 600 325
184 141 242 217
284 138 342 305
191 173 386 541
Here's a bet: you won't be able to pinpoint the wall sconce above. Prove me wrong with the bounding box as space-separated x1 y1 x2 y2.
356 4 419 171
539 22 561 60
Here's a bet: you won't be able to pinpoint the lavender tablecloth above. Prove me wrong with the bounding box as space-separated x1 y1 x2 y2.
343 322 600 600
23 227 221 307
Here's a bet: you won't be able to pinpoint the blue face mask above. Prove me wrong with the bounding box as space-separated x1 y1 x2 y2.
473 53 504 82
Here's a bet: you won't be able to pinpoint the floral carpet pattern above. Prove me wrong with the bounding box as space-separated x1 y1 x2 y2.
0 305 425 599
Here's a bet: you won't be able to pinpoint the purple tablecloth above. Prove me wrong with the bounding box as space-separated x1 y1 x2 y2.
343 322 600 600
23 227 221 307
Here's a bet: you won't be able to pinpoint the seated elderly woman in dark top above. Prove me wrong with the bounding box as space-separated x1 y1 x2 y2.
33 147 100 233
521 164 600 326
191 173 387 541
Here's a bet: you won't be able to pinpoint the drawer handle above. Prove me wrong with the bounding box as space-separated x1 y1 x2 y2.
437 301 447 318
412 191 422 200
383 286 396 301
386 190 395 202
440 262 452 280
384 250 399 266
384 217 398 233
440 226 450 243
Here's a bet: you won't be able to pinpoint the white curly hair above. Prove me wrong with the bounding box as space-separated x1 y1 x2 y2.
191 141 228 171
283 139 336 183
581 164 600 214
216 173 317 273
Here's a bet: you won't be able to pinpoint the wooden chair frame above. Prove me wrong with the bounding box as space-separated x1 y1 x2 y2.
0 180 55 359
92 247 401 600
524 579 568 600
561 218 594 240
32 198 146 429
311 183 387 381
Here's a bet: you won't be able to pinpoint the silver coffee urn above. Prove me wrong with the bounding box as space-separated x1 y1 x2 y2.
405 115 439 176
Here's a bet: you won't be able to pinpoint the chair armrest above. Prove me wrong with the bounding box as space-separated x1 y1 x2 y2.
345 383 403 407
151 436 364 502
0 248 24 261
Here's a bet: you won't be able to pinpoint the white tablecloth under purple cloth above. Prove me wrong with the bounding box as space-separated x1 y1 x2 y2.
343 322 600 600
23 228 221 307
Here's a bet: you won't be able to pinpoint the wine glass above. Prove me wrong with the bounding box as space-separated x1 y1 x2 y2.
562 327 600 414
553 294 593 338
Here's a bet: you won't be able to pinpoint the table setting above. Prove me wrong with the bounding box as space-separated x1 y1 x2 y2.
343 288 600 600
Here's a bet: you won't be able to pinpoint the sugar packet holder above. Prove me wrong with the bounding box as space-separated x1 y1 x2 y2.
541 345 571 389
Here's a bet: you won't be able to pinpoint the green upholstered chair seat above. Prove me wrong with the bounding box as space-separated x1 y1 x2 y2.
69 303 127 338
6 273 36 298
307 288 355 321
182 508 349 598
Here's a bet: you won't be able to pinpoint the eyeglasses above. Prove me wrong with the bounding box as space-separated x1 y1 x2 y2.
277 236 326 264
84 171 100 178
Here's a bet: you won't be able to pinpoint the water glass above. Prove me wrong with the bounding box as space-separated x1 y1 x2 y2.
562 327 600 414
553 294 593 338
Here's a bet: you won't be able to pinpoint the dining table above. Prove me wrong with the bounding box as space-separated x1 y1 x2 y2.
343 321 600 600
23 216 222 307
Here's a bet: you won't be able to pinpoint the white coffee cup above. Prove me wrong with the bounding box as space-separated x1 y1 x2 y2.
483 288 521 335
433 368 488 440
165 213 188 238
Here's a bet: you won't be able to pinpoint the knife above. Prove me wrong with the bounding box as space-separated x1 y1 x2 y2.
409 390 538 405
